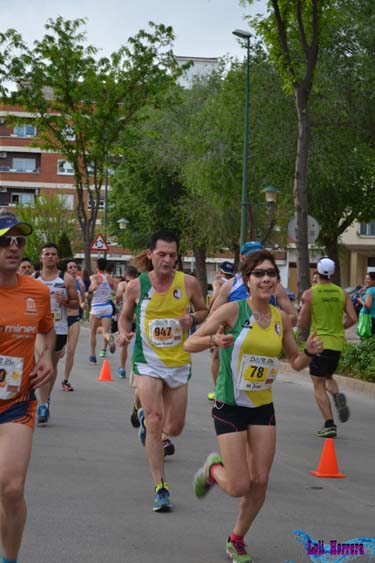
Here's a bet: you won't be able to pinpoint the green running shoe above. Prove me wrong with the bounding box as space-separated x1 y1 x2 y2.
99 349 106 358
153 481 172 512
226 537 253 563
316 425 337 438
193 451 222 498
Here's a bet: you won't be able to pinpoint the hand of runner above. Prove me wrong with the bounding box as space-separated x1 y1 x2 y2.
117 331 135 346
178 306 194 329
29 354 54 389
214 325 234 349
305 330 323 355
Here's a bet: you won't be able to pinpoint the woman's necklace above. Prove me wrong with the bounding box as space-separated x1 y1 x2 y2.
251 309 272 328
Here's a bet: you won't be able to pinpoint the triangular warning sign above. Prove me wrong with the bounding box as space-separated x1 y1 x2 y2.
90 233 109 251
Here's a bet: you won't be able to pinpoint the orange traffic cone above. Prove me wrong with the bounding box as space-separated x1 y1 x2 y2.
310 438 346 478
97 359 113 382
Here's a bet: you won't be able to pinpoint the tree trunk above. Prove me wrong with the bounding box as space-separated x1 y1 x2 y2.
193 245 208 298
294 86 312 300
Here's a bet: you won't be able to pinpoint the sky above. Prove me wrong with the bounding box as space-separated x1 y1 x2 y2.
2 0 267 61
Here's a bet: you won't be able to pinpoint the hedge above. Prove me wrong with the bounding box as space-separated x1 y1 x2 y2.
337 337 375 383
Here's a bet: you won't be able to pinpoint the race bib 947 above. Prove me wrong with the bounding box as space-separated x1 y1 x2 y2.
149 319 182 348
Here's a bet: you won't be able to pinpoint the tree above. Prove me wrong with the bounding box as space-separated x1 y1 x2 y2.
16 193 79 262
57 231 73 259
0 17 181 272
243 0 323 296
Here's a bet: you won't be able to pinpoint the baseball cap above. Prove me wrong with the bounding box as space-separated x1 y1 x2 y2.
317 257 335 278
240 241 263 257
0 212 33 237
219 261 235 276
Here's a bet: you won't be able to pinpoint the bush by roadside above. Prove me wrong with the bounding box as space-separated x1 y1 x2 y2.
337 336 375 383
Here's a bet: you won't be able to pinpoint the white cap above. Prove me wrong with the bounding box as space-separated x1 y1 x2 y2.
317 257 335 278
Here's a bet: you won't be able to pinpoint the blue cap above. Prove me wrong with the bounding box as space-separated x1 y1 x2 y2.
219 261 235 275
0 211 33 237
240 241 263 256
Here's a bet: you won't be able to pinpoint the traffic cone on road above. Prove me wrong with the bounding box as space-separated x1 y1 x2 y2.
97 359 113 382
310 438 346 478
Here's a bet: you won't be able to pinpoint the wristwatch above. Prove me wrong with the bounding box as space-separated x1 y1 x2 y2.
303 348 315 357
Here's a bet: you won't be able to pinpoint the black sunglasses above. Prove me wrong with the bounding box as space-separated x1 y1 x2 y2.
247 268 278 278
0 235 27 248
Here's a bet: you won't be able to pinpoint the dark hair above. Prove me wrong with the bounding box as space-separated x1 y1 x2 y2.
367 272 375 281
240 250 280 280
63 258 78 271
125 265 139 279
96 258 107 271
147 229 179 252
40 242 58 254
20 257 32 264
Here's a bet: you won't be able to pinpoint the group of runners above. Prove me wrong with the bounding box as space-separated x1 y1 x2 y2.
0 210 357 563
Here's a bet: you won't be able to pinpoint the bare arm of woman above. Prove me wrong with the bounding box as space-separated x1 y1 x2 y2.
184 302 238 353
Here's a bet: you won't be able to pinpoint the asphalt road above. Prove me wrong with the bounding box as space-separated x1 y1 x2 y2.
19 326 375 563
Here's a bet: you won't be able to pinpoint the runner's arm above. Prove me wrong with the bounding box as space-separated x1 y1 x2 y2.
282 312 323 370
186 275 209 326
208 278 233 316
298 289 312 331
275 284 297 326
343 292 357 329
30 327 55 388
184 303 237 352
118 279 139 344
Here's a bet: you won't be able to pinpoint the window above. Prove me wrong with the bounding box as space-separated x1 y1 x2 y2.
12 158 36 172
13 124 37 137
57 194 74 210
88 199 105 210
359 221 375 236
11 192 35 207
57 160 74 175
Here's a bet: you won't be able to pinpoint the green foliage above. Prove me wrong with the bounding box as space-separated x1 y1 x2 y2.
15 194 78 262
57 231 73 259
0 16 181 268
337 338 375 382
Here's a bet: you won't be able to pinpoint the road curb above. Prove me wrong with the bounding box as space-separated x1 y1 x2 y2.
280 360 375 400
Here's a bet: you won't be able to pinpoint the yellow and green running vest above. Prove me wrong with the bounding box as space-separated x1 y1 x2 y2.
310 283 345 351
216 300 283 408
132 271 191 371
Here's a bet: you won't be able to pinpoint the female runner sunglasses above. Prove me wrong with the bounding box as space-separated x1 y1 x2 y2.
0 235 27 248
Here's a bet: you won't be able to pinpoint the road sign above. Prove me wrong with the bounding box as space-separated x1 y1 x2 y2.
90 233 109 252
287 215 320 244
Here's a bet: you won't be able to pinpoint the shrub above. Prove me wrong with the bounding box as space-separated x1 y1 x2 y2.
337 337 375 382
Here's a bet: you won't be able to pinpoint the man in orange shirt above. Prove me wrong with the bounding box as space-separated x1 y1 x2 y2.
0 211 55 563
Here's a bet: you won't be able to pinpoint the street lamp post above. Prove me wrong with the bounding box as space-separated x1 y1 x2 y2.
103 165 109 259
233 28 251 248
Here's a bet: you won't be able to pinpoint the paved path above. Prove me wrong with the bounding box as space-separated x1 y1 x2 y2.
19 326 375 563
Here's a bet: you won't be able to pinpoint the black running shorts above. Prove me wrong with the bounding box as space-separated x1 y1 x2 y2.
309 349 341 378
212 401 276 436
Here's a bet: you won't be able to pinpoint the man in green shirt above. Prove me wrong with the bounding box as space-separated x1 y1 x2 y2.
299 257 357 438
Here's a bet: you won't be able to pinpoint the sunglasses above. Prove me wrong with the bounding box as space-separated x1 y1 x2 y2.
248 268 278 278
0 235 27 248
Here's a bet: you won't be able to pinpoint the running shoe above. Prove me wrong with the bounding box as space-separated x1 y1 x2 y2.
193 451 223 498
89 355 97 365
108 334 116 354
99 349 107 358
226 537 253 563
117 368 126 379
61 379 74 392
315 424 337 438
138 408 146 445
153 481 172 512
37 403 50 425
334 392 350 423
162 438 175 457
207 391 216 401
130 404 140 428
